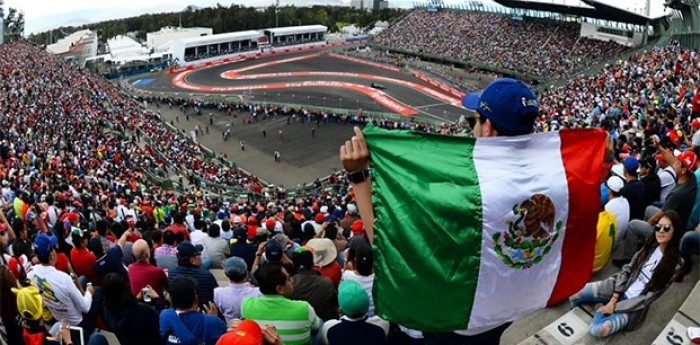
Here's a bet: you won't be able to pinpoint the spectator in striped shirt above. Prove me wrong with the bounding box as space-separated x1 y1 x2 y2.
241 264 320 345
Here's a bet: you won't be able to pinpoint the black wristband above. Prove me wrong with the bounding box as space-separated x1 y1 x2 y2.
345 169 370 184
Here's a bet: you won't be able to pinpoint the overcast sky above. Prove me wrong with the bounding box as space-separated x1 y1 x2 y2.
6 0 671 34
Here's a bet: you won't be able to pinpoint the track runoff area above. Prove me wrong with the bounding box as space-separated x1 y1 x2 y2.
139 47 470 124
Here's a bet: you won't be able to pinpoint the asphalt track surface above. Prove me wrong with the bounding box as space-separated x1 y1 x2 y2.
139 50 469 123
133 49 469 186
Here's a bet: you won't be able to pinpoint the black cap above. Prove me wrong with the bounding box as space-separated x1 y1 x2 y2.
176 241 203 260
265 239 283 262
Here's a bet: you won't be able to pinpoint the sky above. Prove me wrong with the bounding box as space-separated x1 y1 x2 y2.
5 0 672 35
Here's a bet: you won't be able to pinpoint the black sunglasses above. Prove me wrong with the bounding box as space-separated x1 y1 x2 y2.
466 114 482 129
654 224 672 233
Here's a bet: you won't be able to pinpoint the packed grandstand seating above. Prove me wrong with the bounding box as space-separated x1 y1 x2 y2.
1 8 700 344
371 9 630 80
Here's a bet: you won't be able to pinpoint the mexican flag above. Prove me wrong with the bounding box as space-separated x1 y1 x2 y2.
365 125 606 332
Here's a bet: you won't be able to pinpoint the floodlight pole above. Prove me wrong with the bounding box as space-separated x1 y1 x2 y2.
275 0 280 28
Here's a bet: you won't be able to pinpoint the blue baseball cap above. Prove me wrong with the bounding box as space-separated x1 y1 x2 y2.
462 78 539 135
623 157 639 174
34 233 58 261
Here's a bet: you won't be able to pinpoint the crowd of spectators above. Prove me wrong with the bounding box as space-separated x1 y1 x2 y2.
0 39 460 345
371 9 629 80
1 22 700 345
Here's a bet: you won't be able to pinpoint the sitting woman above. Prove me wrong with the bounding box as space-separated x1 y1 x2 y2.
570 209 683 338
102 273 162 345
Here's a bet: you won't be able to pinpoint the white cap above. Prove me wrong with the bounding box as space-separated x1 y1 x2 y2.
606 175 625 193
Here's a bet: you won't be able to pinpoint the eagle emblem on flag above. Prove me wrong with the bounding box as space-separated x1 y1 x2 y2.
493 194 562 269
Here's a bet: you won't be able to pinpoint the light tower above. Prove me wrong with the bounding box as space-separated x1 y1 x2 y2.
275 0 280 28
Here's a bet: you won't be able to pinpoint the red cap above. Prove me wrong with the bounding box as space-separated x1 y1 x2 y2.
351 220 364 234
679 150 698 171
692 119 700 129
215 320 263 345
315 213 325 224
656 154 665 162
265 219 276 230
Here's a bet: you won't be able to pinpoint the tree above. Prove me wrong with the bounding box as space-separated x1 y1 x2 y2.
1 1 24 42
26 5 407 45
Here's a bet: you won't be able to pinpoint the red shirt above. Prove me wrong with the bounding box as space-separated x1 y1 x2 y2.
55 252 71 274
316 261 342 288
128 261 168 297
125 230 143 243
70 247 99 285
693 93 700 114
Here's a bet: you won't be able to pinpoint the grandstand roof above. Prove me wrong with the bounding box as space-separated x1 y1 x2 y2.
264 25 328 36
177 30 265 47
492 0 667 25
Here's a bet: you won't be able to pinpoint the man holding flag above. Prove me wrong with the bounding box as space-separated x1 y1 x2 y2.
340 78 609 345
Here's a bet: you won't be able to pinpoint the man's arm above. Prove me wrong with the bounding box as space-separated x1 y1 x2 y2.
0 209 16 243
654 136 682 177
339 126 374 244
117 228 130 248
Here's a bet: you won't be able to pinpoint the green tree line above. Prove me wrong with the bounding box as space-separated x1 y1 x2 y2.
1 0 25 42
29 5 406 45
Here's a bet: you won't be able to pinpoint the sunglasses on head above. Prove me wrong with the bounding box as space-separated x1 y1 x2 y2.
654 224 672 233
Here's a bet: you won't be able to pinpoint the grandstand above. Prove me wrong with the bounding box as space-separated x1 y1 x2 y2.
371 1 674 83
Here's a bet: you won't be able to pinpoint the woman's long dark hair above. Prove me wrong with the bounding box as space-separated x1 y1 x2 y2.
0 265 18 322
102 273 137 310
631 210 682 294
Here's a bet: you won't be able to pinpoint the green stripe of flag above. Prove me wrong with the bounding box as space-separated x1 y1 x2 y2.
366 125 483 331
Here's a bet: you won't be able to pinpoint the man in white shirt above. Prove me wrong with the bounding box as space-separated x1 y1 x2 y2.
190 219 208 261
29 233 100 343
604 175 630 243
213 256 261 323
656 154 676 204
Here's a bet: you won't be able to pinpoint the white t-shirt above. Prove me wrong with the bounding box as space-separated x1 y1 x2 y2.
657 167 676 203
605 196 630 242
692 131 700 147
342 271 375 317
624 247 662 300
28 265 92 326
190 229 208 260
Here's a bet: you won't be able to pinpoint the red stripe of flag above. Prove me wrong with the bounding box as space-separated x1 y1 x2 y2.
548 129 607 305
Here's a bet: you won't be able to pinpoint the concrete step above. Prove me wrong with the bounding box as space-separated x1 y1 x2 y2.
651 280 700 345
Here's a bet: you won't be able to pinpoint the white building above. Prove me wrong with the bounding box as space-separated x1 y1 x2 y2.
147 26 213 52
340 24 362 36
350 0 388 11
107 35 150 59
47 30 96 55
350 0 374 10
46 30 98 67
368 20 389 35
